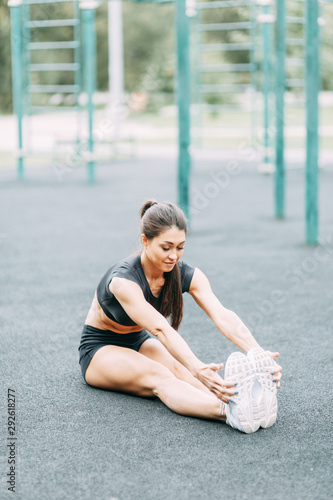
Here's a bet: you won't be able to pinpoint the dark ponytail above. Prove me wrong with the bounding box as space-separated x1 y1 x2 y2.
139 199 188 331
140 199 159 219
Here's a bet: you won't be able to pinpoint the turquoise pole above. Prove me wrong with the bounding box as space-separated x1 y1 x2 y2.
192 8 202 149
275 0 285 218
175 0 192 223
81 1 98 184
262 2 269 167
74 0 82 157
250 1 257 147
9 0 24 180
305 0 319 244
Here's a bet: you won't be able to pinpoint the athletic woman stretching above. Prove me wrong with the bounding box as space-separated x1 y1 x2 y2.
78 200 282 433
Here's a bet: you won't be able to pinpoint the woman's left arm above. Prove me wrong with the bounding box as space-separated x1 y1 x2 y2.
188 268 282 388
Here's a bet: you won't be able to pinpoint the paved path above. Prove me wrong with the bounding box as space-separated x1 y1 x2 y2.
0 157 332 499
1 111 333 169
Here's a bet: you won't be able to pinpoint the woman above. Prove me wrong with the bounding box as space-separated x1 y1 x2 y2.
78 200 282 433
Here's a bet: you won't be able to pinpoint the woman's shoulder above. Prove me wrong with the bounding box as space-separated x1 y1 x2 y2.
111 252 140 273
96 253 142 299
102 253 141 282
178 259 196 293
178 258 195 272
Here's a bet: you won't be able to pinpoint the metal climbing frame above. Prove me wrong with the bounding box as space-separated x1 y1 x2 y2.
305 0 319 244
9 0 191 219
274 0 333 244
257 0 274 170
22 0 82 116
275 0 306 219
175 0 191 220
8 0 98 182
192 0 260 149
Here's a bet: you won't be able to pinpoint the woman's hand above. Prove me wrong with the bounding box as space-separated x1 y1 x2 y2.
195 362 237 403
266 351 282 389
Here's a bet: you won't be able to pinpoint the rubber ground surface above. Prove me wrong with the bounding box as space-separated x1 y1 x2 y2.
1 157 332 500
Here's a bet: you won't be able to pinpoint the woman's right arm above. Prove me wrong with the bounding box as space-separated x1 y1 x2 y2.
109 277 237 402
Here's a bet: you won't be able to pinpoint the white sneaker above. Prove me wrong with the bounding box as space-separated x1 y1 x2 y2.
247 348 278 428
224 352 263 434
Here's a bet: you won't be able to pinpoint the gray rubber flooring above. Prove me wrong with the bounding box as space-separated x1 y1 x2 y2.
1 157 332 500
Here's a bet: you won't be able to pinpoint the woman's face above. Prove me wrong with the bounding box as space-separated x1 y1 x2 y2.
143 226 186 272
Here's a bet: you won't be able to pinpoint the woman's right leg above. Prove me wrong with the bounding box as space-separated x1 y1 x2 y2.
85 345 226 422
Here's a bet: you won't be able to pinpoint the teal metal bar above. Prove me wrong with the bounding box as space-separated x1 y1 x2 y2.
261 2 270 168
81 1 97 184
25 19 79 28
197 0 253 8
29 63 80 71
275 0 285 218
250 0 258 148
286 16 305 24
191 5 202 148
74 0 82 157
28 84 80 93
203 104 245 111
22 0 32 118
285 58 304 66
175 0 191 221
9 0 24 180
286 79 304 87
28 41 80 49
201 83 249 92
286 38 305 46
199 21 252 31
30 106 79 113
200 63 254 72
25 0 74 4
305 0 319 244
200 42 252 51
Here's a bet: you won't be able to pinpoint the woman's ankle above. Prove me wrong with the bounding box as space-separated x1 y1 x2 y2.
216 400 227 422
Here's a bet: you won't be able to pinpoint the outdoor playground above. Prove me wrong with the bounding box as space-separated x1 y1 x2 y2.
1 1 333 499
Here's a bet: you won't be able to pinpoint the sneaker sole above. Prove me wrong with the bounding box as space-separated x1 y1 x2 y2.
247 348 278 428
224 352 263 434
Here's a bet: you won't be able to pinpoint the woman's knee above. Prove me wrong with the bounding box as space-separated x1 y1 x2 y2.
143 363 178 397
85 346 177 397
171 360 191 379
139 339 188 380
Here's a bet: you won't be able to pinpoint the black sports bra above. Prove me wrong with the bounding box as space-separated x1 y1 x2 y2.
96 253 195 326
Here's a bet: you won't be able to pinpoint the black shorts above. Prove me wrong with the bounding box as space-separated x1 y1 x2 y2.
78 324 158 384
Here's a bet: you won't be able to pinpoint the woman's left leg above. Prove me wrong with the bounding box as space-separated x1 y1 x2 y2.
138 338 216 398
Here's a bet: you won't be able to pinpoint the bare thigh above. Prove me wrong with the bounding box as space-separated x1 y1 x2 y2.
85 345 177 397
138 338 213 395
139 338 198 381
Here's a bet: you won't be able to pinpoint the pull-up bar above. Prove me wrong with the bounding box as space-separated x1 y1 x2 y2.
275 0 321 245
8 0 192 224
305 0 319 245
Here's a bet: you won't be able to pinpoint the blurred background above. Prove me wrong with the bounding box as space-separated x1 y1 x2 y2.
1 0 333 168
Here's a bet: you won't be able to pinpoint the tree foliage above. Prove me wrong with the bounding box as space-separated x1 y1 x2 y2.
0 0 13 113
0 0 332 115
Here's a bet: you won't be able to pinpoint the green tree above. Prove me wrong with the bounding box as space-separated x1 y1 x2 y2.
1 0 332 115
0 0 13 113
95 1 174 94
